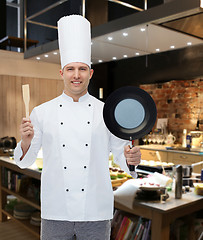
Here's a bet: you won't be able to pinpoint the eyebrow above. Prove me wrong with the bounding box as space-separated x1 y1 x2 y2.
65 65 88 69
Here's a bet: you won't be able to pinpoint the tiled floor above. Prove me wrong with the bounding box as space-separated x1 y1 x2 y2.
0 219 39 240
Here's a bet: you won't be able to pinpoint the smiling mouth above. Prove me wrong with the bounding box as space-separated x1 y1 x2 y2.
71 81 81 84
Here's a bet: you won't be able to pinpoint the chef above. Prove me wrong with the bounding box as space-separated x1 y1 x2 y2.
14 15 141 240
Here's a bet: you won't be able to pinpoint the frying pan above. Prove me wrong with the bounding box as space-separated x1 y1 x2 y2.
103 86 157 172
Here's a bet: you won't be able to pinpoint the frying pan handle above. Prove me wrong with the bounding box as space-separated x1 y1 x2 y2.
128 140 135 172
129 165 135 171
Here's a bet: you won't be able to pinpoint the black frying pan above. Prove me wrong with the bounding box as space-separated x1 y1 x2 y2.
103 86 157 171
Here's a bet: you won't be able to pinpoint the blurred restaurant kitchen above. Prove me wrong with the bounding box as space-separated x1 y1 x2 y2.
0 0 203 240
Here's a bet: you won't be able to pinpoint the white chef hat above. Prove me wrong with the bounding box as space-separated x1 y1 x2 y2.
57 15 91 69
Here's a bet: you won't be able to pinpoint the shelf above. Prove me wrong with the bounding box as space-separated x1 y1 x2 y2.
1 186 40 210
2 209 40 238
0 36 39 49
0 157 41 180
0 158 41 238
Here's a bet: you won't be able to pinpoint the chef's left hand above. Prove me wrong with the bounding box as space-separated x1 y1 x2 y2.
124 145 141 166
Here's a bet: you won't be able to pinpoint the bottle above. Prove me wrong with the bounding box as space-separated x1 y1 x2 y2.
186 134 192 149
175 165 183 199
195 119 200 131
182 129 187 148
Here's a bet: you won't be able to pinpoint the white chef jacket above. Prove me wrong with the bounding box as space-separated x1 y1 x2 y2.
14 92 130 221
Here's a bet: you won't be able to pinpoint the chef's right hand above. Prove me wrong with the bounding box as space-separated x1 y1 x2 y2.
20 118 34 155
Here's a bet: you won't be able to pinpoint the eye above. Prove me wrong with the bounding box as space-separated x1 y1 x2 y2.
66 67 74 71
80 67 87 71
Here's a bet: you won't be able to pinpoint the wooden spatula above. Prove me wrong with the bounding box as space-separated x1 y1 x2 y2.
22 84 30 118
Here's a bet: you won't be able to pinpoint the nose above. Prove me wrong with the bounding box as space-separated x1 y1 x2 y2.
74 69 80 79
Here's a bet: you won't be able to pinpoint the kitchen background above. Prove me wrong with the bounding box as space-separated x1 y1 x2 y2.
140 78 203 142
0 0 203 144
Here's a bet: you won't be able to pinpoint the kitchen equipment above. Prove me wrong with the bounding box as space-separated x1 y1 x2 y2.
0 136 16 156
182 165 192 178
103 86 157 173
136 189 169 201
190 131 203 149
22 84 30 118
173 161 203 178
175 165 183 199
0 136 16 149
166 132 176 145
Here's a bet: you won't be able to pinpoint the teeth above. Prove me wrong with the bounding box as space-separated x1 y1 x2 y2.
73 81 80 84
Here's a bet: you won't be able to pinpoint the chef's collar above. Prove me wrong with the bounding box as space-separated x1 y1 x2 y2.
62 92 90 102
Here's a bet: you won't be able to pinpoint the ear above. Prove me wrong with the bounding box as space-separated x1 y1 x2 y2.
89 69 94 79
59 69 63 79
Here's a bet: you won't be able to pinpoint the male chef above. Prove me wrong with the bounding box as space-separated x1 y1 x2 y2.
14 15 141 240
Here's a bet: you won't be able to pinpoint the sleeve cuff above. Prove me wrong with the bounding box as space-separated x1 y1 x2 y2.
14 141 36 169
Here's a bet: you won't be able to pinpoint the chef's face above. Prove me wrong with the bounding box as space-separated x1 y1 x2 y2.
60 62 94 102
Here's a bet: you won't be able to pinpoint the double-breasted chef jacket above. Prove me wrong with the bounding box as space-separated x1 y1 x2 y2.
14 92 130 221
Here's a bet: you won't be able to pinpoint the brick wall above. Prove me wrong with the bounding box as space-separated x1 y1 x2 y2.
140 78 203 143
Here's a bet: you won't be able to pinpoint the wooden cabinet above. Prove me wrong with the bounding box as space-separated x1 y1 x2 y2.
140 149 168 162
0 157 41 238
167 152 203 173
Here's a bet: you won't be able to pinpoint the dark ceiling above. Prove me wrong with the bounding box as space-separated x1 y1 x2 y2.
161 12 203 39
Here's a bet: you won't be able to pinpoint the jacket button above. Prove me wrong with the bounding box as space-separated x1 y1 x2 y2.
66 189 69 192
61 122 63 125
82 189 84 191
60 104 62 107
64 167 67 169
84 166 87 169
85 144 88 147
88 104 91 107
63 144 65 147
87 121 90 124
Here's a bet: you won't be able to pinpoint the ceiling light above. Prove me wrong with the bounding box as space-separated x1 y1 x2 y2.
36 57 40 60
112 57 117 60
44 54 49 58
140 28 146 32
91 42 93 45
53 52 58 55
123 55 128 58
98 60 103 63
135 52 140 56
123 32 128 37
187 42 192 46
170 45 175 49
156 48 160 52
108 37 113 41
